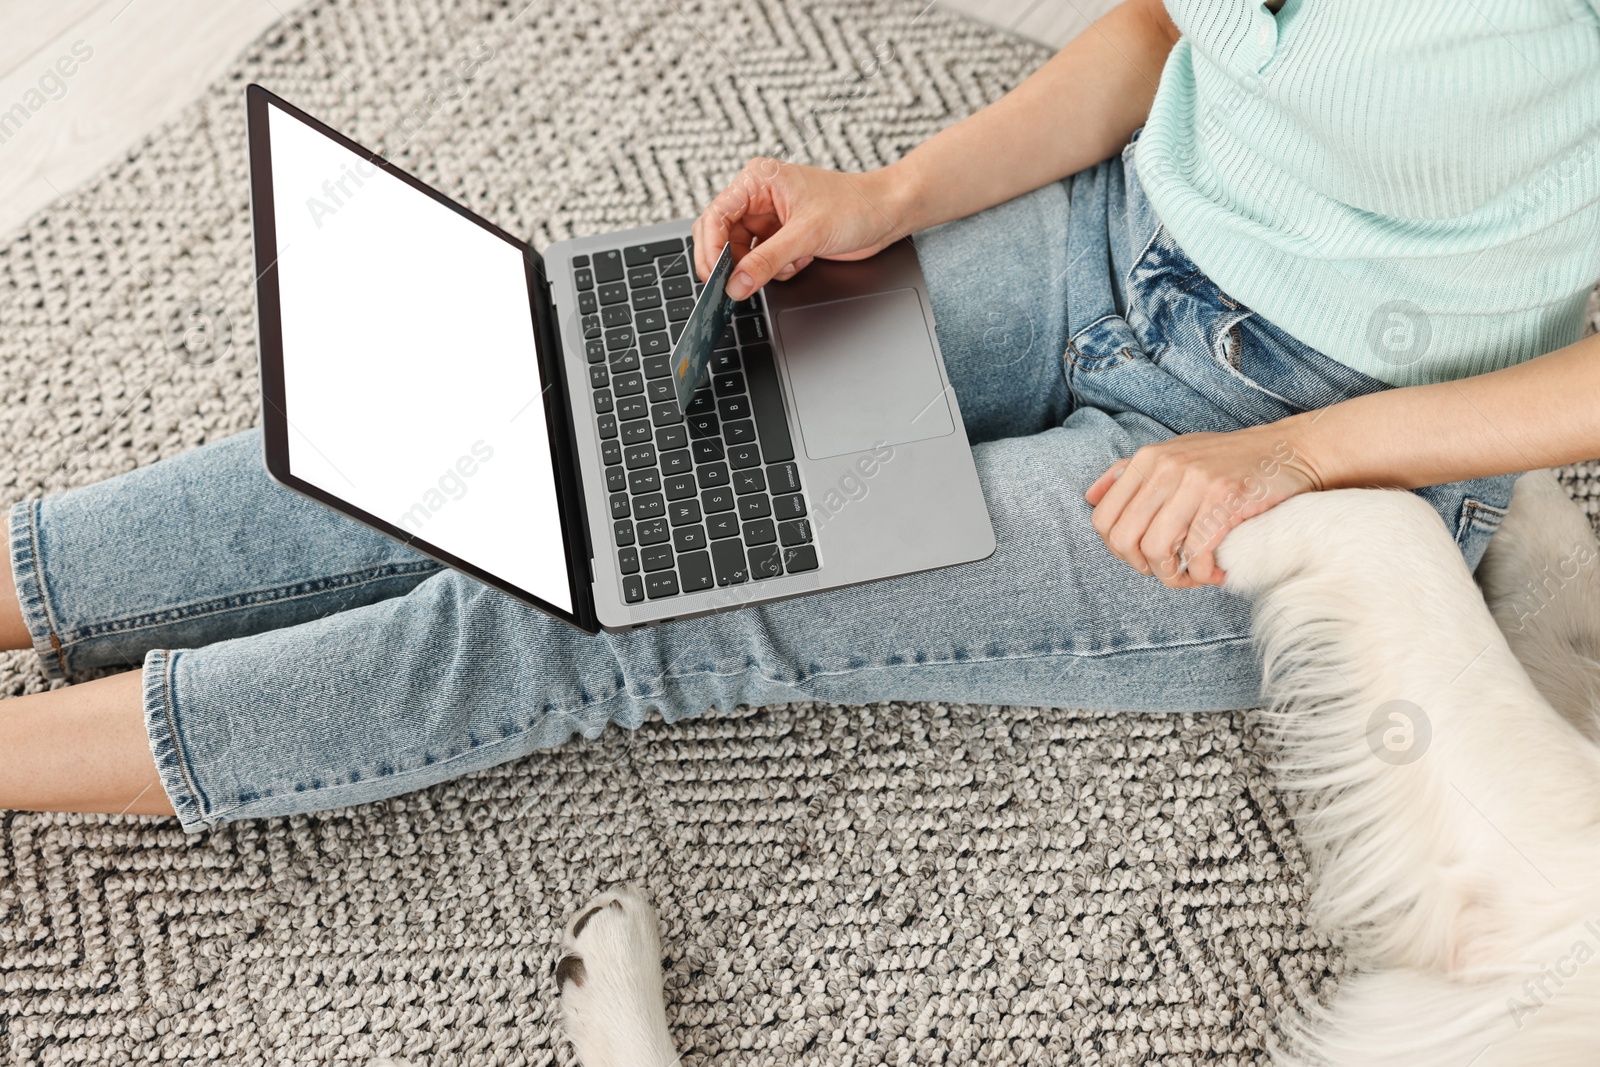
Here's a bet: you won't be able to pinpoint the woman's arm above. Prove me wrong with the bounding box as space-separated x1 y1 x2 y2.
1086 328 1600 588
693 0 1180 298
885 0 1180 234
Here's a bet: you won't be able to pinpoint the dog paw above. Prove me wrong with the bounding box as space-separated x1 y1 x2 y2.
557 887 680 1067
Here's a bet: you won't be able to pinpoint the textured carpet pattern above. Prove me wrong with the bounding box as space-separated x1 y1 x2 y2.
1 1 1597 1064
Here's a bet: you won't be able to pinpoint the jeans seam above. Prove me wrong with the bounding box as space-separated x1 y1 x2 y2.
200 683 640 825
9 500 71 679
50 560 442 651
142 649 210 833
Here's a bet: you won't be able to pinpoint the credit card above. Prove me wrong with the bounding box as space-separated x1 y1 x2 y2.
670 242 737 410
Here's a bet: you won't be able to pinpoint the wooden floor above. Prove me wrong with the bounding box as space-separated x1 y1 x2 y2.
0 0 284 236
0 0 1103 238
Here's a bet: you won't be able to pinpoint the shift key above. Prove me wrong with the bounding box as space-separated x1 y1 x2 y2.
740 342 793 463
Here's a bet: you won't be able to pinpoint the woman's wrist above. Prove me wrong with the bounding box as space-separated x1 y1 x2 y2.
863 158 931 237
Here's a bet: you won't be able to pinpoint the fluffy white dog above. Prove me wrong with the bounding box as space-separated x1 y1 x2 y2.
554 470 1600 1066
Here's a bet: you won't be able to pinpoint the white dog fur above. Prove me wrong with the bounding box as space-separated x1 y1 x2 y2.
556 470 1600 1066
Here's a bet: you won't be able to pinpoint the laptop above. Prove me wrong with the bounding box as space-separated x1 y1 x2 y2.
244 85 994 633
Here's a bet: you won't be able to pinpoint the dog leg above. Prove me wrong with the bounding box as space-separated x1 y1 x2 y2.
556 887 681 1067
1478 470 1600 742
1217 490 1600 1065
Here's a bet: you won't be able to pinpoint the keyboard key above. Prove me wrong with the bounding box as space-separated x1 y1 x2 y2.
736 316 769 345
706 512 740 539
748 543 782 580
672 522 708 553
636 308 666 333
593 249 624 283
593 388 613 414
643 354 672 379
773 493 806 520
723 419 756 446
679 550 714 592
605 326 635 351
586 339 606 363
732 468 766 494
696 462 730 488
713 372 744 397
620 419 652 445
639 332 671 357
578 290 597 315
687 413 719 439
781 544 819 572
624 443 657 469
582 314 602 339
657 254 689 277
589 365 610 389
617 396 648 421
633 493 666 520
779 518 812 545
641 544 674 572
701 486 735 513
656 425 689 452
635 518 669 545
663 473 697 500
645 571 680 599
625 239 682 266
612 370 644 396
618 547 639 574
710 352 740 376
601 439 622 465
767 461 801 494
627 265 657 288
602 304 632 328
572 254 590 267
646 379 675 404
631 288 662 312
622 574 644 603
691 438 724 463
738 494 772 520
741 343 794 463
686 392 716 416
734 294 764 317
599 281 628 305
627 468 660 494
718 394 749 419
670 318 685 341
609 493 630 519
597 413 618 439
666 297 695 322
662 275 692 299
742 518 776 545
609 349 640 373
651 401 683 426
668 499 702 526
614 518 634 546
660 449 693 477
574 267 594 291
711 539 748 585
605 466 627 493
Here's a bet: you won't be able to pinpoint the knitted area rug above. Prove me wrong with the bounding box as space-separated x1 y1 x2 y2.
3 1 1599 1064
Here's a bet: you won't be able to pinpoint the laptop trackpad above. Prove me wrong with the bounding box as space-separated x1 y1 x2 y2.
776 287 954 461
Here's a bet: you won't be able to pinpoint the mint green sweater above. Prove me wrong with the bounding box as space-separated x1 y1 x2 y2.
1135 0 1600 386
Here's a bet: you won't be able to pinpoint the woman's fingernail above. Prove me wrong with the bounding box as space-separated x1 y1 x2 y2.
729 271 754 299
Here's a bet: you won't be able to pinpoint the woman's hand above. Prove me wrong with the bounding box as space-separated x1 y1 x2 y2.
691 159 910 299
1085 423 1324 588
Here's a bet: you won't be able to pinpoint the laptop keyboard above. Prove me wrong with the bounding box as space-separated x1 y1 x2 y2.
570 237 818 605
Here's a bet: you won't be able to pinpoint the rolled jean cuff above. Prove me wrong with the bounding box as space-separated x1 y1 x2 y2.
142 649 211 834
8 499 70 682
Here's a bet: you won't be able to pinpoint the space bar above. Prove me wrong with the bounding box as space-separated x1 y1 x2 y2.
741 342 793 463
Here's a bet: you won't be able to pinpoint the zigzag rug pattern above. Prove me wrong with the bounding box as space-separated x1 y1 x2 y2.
3 0 1593 1063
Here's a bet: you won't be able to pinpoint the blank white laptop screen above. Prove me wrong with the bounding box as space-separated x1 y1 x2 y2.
264 102 571 612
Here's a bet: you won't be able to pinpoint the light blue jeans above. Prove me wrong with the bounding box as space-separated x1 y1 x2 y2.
7 137 1518 833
